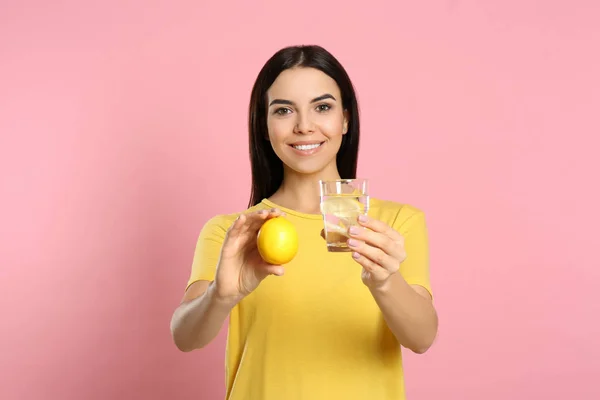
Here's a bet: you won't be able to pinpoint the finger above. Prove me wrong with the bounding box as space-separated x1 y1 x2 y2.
265 208 286 219
348 238 397 273
357 214 402 240
243 210 268 231
351 251 389 281
253 262 285 281
348 225 397 258
240 208 284 234
247 208 286 224
226 213 247 238
262 264 285 277
221 214 249 258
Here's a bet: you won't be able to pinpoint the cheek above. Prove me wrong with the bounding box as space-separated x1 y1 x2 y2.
318 115 345 138
267 118 293 142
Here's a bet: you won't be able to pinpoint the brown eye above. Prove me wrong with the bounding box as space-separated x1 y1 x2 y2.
317 104 331 112
275 108 291 115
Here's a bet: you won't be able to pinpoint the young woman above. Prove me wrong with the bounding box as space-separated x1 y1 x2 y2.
170 45 438 400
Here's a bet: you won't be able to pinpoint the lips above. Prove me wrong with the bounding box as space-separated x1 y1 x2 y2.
288 141 325 155
291 142 323 151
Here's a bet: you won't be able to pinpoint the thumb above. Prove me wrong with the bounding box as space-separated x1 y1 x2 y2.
259 264 285 277
225 214 246 240
221 215 247 258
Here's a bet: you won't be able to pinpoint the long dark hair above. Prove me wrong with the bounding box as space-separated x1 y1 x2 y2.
247 45 361 208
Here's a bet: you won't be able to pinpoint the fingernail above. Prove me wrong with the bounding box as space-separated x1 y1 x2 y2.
358 215 368 223
349 226 360 235
352 252 360 259
348 238 359 247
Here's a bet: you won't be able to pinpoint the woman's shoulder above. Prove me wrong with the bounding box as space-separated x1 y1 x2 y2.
369 197 426 229
199 202 269 232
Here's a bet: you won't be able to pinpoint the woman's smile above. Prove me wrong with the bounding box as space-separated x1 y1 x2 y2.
288 140 326 156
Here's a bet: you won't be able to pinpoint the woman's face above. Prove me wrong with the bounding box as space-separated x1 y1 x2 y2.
266 67 348 176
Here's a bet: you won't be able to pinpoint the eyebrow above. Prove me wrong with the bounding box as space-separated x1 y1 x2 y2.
269 93 337 107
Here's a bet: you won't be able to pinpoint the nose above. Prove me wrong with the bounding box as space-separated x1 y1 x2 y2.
293 112 315 135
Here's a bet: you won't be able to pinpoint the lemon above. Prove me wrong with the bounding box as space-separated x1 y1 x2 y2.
323 220 351 236
257 217 299 265
320 197 363 217
320 197 365 236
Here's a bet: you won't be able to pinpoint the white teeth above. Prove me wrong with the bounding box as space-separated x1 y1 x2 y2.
293 143 321 151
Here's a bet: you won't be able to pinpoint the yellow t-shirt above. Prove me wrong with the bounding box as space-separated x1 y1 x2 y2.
186 198 433 400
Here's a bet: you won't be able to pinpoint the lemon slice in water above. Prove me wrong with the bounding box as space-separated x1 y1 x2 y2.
321 197 364 237
320 197 363 216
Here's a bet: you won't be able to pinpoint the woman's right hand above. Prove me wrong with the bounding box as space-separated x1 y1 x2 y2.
212 208 286 305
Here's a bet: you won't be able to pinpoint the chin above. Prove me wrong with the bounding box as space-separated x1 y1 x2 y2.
286 164 329 175
281 157 338 176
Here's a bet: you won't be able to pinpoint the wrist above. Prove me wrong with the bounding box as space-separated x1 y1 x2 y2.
207 281 241 310
368 270 403 296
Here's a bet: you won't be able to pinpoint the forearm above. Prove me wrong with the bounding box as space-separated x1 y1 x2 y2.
369 272 438 354
170 281 235 352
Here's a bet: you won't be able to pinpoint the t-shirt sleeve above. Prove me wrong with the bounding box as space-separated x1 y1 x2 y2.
393 209 433 299
185 215 233 291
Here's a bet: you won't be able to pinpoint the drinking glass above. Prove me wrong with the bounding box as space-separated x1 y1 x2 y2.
319 179 369 252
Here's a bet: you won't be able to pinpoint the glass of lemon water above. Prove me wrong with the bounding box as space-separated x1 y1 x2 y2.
319 178 369 252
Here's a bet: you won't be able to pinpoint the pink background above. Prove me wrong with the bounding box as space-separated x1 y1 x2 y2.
1 1 599 399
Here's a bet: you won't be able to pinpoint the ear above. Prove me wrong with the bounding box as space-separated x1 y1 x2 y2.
342 110 349 135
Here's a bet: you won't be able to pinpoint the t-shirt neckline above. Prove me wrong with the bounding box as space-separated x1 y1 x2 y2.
260 198 323 220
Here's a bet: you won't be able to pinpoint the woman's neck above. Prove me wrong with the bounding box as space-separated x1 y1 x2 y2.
268 165 341 215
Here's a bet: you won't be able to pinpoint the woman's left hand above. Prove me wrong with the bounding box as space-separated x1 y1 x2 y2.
347 214 407 290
